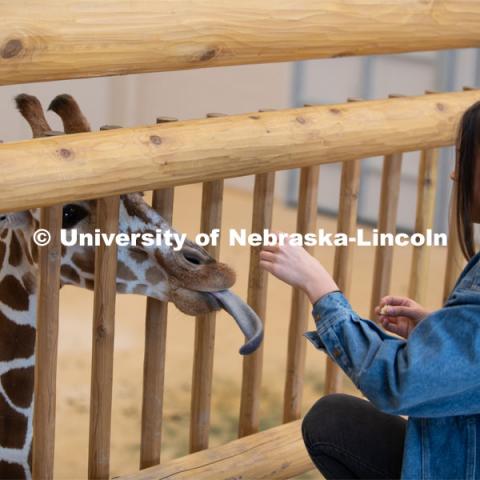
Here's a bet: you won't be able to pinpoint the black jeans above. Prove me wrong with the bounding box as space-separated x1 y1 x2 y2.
301 394 407 479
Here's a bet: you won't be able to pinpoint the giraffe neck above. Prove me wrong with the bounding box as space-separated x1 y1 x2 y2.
0 228 37 480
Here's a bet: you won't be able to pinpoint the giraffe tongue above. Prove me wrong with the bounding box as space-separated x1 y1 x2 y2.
207 290 264 355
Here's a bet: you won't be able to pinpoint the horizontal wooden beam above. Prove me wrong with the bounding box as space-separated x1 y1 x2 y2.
0 91 478 213
2 1 480 85
118 419 313 480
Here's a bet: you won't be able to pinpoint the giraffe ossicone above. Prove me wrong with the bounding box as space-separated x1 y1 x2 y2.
0 94 263 479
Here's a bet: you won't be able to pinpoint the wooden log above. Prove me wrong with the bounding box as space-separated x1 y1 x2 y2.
118 419 313 480
0 92 479 213
189 114 225 453
283 164 320 422
238 139 275 437
140 116 178 469
32 205 62 480
2 1 480 85
324 98 362 395
88 195 120 480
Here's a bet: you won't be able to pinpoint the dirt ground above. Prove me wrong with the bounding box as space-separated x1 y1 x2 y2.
53 182 450 479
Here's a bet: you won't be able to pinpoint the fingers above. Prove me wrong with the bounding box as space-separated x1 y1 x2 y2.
380 318 406 338
379 295 412 307
259 250 276 263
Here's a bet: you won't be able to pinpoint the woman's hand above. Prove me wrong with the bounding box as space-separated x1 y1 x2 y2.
259 234 338 304
375 295 430 339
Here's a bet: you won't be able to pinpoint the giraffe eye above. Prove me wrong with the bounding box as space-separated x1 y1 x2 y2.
62 204 88 229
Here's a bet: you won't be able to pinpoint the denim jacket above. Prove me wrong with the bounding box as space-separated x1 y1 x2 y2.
304 250 480 479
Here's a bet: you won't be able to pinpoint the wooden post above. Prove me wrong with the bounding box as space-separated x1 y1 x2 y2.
283 160 320 422
88 195 120 480
324 97 362 395
238 109 276 438
32 205 62 480
189 113 225 453
369 95 404 320
408 91 439 304
140 116 178 469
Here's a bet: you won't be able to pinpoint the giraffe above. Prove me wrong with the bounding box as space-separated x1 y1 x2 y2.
0 94 263 479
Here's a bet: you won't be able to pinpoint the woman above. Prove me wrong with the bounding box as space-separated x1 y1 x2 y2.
259 101 480 479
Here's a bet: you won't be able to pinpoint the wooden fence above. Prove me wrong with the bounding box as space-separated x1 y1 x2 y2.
0 1 477 479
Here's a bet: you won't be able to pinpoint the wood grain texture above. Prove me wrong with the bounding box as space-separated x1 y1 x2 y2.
0 91 478 214
283 165 320 422
33 205 62 480
2 1 480 85
140 188 174 469
88 196 120 480
118 419 313 480
409 148 439 304
140 117 178 469
369 153 403 320
238 171 275 437
325 159 361 395
189 179 224 453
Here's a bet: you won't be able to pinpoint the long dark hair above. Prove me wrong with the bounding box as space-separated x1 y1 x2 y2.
455 101 480 261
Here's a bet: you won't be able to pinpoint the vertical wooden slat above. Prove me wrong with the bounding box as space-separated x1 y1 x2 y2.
33 205 62 480
88 195 120 480
369 151 403 318
140 116 178 469
283 164 320 423
323 98 364 394
189 113 225 453
369 95 404 319
408 130 439 303
409 90 440 303
238 171 275 437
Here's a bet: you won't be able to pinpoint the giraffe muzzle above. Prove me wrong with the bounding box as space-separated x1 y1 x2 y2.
206 289 264 355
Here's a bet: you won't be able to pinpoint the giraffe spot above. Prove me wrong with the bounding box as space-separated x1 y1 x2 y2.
128 247 149 263
0 276 29 311
72 252 94 275
0 393 28 449
0 461 25 479
8 232 22 267
145 266 166 285
22 272 35 295
133 284 148 295
0 311 35 362
61 264 80 284
0 229 7 239
1 39 23 59
30 237 38 264
85 279 95 290
117 261 136 281
0 241 5 267
116 282 128 293
1 366 34 409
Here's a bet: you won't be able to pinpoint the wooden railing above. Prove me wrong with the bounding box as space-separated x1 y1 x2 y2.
1 2 478 479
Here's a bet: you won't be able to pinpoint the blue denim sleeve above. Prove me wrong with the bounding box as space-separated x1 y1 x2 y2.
304 290 480 418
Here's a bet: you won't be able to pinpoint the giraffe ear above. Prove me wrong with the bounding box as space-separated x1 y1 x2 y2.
48 94 91 133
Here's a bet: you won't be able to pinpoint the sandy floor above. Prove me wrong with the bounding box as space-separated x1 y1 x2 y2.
53 183 450 479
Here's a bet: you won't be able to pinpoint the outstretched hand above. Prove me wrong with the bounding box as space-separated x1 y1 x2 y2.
259 234 339 304
375 295 430 339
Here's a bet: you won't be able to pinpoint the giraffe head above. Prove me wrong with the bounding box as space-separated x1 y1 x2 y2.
4 94 262 355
